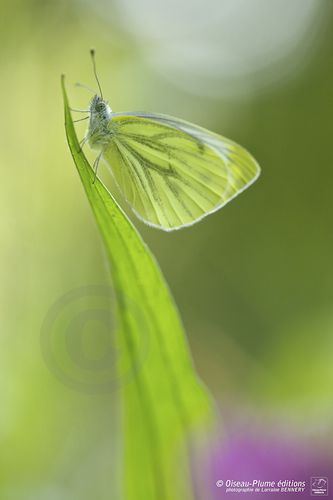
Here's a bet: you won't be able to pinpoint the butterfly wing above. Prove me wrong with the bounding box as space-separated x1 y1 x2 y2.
102 112 260 231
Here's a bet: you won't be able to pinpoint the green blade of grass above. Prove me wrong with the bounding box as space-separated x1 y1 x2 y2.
61 76 215 500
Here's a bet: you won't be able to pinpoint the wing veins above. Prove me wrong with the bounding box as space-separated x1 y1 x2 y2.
121 133 229 184
123 136 225 199
114 140 162 222
118 141 171 226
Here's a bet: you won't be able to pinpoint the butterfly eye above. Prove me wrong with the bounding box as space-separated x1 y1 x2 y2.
96 102 105 112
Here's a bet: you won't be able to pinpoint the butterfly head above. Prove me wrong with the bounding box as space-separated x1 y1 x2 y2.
89 95 112 120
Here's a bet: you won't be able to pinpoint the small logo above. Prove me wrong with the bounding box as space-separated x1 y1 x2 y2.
311 477 328 496
216 480 224 488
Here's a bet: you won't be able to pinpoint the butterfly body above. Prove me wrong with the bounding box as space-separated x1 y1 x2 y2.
87 95 113 149
84 94 260 231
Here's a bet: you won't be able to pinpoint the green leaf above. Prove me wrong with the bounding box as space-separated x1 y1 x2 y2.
61 76 215 500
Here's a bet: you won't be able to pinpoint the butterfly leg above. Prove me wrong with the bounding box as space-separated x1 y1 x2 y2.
73 116 89 123
92 151 103 184
78 136 88 153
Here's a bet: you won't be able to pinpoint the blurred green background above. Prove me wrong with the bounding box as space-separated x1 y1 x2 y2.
1 0 333 498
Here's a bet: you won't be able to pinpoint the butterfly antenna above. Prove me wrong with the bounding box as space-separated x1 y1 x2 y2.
75 82 95 94
90 49 103 99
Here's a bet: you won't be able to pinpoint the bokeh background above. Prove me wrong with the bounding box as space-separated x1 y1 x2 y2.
1 0 333 498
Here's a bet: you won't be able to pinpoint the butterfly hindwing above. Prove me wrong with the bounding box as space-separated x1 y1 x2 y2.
102 113 260 231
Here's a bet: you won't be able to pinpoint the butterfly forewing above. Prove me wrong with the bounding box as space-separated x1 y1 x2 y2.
102 113 260 230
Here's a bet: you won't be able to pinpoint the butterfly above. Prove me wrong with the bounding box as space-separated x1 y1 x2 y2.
74 50 260 232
